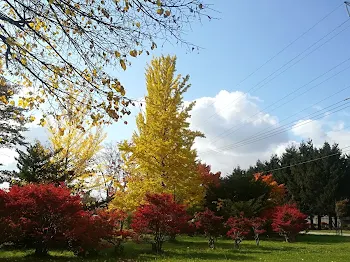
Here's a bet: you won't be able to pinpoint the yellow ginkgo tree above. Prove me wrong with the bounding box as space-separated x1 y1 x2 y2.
110 55 205 212
47 89 106 188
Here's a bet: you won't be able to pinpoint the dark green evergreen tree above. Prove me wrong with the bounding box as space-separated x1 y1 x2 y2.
15 140 65 184
207 167 272 219
270 140 349 229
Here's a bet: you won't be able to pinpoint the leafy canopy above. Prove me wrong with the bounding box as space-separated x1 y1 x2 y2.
0 0 210 124
0 77 30 148
47 88 106 186
271 204 308 242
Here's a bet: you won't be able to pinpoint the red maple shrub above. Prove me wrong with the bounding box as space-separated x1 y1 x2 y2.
250 217 266 246
271 204 308 242
0 184 83 255
193 208 223 249
67 209 129 256
226 213 251 249
198 163 221 189
0 184 127 256
131 193 189 253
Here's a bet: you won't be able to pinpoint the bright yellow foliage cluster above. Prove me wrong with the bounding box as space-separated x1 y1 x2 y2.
47 90 106 188
110 55 205 212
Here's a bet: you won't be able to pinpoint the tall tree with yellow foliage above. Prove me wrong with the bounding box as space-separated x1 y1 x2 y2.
110 55 205 212
47 90 106 187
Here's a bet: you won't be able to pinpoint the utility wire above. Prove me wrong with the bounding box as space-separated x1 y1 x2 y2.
205 18 350 122
215 103 350 152
209 57 350 144
214 86 350 150
216 100 350 151
200 102 350 155
263 145 350 173
192 3 343 118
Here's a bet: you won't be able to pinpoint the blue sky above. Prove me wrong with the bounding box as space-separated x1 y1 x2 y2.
105 0 350 143
2 0 350 174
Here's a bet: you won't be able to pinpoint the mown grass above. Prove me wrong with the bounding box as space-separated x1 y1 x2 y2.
1 235 350 262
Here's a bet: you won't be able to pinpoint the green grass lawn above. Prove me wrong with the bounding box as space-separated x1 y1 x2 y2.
1 235 350 262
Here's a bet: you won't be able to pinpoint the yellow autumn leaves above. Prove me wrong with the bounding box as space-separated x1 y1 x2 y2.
110 55 205 212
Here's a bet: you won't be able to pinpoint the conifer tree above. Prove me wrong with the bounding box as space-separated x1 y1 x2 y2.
15 140 64 184
111 55 205 211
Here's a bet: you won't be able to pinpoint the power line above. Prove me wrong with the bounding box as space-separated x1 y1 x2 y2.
216 100 350 151
263 145 350 173
199 102 350 156
191 3 344 118
204 18 350 122
215 85 350 150
209 56 350 144
215 103 350 152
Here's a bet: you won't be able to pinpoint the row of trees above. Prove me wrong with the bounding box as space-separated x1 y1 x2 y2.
0 184 308 256
245 141 350 229
0 184 128 257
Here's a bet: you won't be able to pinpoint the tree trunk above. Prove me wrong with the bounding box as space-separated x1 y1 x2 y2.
317 215 322 230
309 215 315 230
255 234 260 246
208 236 215 249
340 218 343 235
35 241 48 257
329 215 333 230
234 239 241 249
335 216 338 229
153 233 163 254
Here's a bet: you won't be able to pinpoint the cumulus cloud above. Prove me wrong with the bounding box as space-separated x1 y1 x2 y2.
292 119 350 149
190 90 292 175
189 90 350 175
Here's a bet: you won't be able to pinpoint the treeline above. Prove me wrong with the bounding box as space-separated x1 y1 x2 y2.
206 140 350 229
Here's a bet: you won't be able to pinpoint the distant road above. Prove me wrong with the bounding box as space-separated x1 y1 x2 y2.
302 231 350 237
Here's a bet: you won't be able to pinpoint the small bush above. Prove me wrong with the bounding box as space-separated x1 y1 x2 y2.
272 204 307 242
131 193 189 253
193 208 223 249
226 213 251 249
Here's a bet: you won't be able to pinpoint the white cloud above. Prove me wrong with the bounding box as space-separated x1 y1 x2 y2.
190 90 350 175
0 125 49 171
292 119 350 149
190 90 291 175
0 148 18 170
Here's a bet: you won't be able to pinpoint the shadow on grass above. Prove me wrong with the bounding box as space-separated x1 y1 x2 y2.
2 235 349 262
237 244 303 254
0 253 138 262
298 234 350 244
140 250 256 261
